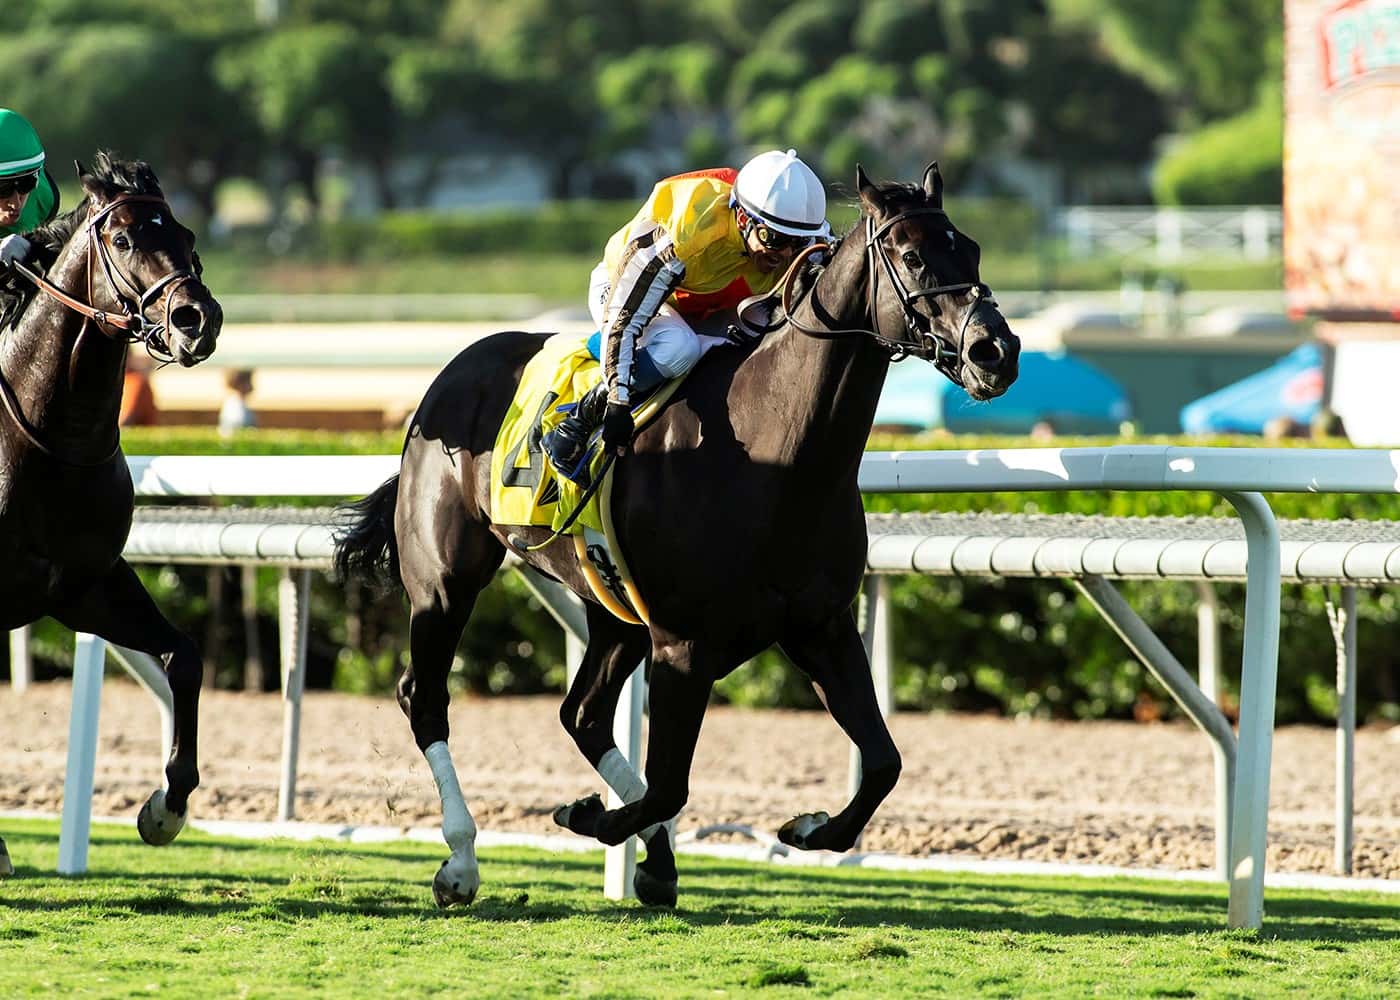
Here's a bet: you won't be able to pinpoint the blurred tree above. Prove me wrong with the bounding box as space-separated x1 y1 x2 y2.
595 43 726 165
687 0 791 52
278 0 444 36
15 0 256 33
216 25 395 213
1018 30 1169 179
1153 86 1282 205
385 43 501 207
1047 0 1280 123
0 25 254 221
852 0 951 65
439 0 704 198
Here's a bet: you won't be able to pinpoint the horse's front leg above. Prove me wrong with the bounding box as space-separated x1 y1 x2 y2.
552 602 677 905
776 609 902 852
52 559 203 846
0 835 12 876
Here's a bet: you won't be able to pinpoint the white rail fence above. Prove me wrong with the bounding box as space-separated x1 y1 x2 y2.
13 447 1400 929
1058 206 1282 261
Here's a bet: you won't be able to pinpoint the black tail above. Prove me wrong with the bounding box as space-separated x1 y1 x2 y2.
333 475 401 591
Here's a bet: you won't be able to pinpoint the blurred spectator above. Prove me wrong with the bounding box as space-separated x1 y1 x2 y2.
119 351 158 426
1309 406 1347 442
218 368 258 438
1262 415 1308 441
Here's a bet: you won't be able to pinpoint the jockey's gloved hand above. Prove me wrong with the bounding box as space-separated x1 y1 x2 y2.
0 234 32 269
602 401 634 455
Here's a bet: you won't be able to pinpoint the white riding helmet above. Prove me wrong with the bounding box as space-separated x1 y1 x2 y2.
732 148 830 239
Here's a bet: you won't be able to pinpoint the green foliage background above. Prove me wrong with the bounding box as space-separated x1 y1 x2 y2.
3 0 1286 211
10 429 1389 728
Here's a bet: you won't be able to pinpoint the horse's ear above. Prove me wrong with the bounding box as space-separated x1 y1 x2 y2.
77 161 113 204
856 163 884 216
922 161 943 208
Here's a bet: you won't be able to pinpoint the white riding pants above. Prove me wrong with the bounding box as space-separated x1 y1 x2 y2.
588 261 701 382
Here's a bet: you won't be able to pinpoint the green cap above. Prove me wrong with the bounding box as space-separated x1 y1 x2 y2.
0 108 45 178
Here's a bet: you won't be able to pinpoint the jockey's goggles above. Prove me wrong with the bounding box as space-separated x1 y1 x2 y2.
751 221 813 253
0 170 39 199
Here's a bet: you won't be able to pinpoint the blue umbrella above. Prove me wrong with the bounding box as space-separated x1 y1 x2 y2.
1179 343 1322 435
874 350 1133 434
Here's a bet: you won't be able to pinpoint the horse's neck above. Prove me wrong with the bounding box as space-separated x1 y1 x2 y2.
3 232 126 441
752 231 887 479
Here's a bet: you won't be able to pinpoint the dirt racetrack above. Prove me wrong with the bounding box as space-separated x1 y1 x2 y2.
4 681 1400 879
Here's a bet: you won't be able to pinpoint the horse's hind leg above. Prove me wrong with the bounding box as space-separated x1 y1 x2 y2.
776 610 901 852
0 836 11 876
551 603 677 905
590 639 713 865
399 521 504 908
51 559 203 846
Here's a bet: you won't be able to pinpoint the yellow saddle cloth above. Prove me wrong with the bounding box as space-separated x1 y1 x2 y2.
490 333 601 532
489 333 680 624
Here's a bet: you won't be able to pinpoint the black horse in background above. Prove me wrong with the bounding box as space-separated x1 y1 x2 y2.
335 163 1019 908
0 154 222 874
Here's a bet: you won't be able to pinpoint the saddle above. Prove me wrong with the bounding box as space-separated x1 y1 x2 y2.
490 333 684 624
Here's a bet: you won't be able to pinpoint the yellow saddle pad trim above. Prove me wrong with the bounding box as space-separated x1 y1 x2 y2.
571 466 653 626
490 332 683 538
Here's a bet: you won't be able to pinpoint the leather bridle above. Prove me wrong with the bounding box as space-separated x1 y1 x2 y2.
18 193 200 360
782 207 997 387
1 193 201 466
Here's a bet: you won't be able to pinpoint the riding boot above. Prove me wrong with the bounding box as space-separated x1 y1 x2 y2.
542 381 610 483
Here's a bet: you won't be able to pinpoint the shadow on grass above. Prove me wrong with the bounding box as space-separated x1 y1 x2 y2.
6 825 1396 943
4 870 1396 944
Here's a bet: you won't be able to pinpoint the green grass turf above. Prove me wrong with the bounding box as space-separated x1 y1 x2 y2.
1 820 1398 997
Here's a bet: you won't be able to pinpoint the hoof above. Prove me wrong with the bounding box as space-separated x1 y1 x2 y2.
552 792 605 837
777 811 830 851
634 867 677 908
137 790 187 846
432 850 480 908
0 839 12 877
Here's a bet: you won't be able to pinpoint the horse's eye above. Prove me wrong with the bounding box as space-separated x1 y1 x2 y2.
901 251 922 271
112 234 131 252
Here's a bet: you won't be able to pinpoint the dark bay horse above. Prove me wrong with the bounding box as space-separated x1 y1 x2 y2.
0 154 222 872
335 164 1019 907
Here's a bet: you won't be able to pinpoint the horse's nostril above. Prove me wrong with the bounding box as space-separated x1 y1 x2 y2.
169 304 202 333
967 337 1004 369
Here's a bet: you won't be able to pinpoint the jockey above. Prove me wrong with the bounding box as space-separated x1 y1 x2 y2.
0 108 60 272
542 148 830 482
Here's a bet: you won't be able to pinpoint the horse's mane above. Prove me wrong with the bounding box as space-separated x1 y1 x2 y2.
1 152 163 329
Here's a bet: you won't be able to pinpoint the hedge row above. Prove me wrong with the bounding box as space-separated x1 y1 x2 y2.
1153 98 1283 207
230 196 1039 263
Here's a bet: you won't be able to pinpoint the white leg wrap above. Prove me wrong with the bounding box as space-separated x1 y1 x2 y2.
425 741 477 853
598 748 663 842
137 788 188 846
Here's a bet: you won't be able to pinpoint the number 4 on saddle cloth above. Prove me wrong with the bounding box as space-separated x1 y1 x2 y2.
489 332 685 625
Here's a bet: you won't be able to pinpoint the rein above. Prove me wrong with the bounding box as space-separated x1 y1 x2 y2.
0 193 196 467
780 207 996 386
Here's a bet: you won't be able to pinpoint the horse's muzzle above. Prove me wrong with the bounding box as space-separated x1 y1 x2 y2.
167 290 222 366
961 319 1020 401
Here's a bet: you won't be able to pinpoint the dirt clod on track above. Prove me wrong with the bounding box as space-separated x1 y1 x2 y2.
5 682 1400 879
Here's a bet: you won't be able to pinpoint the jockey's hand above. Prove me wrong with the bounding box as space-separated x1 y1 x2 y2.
0 234 32 269
602 401 634 456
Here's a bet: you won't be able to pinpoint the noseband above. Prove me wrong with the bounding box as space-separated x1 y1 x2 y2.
781 207 997 387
